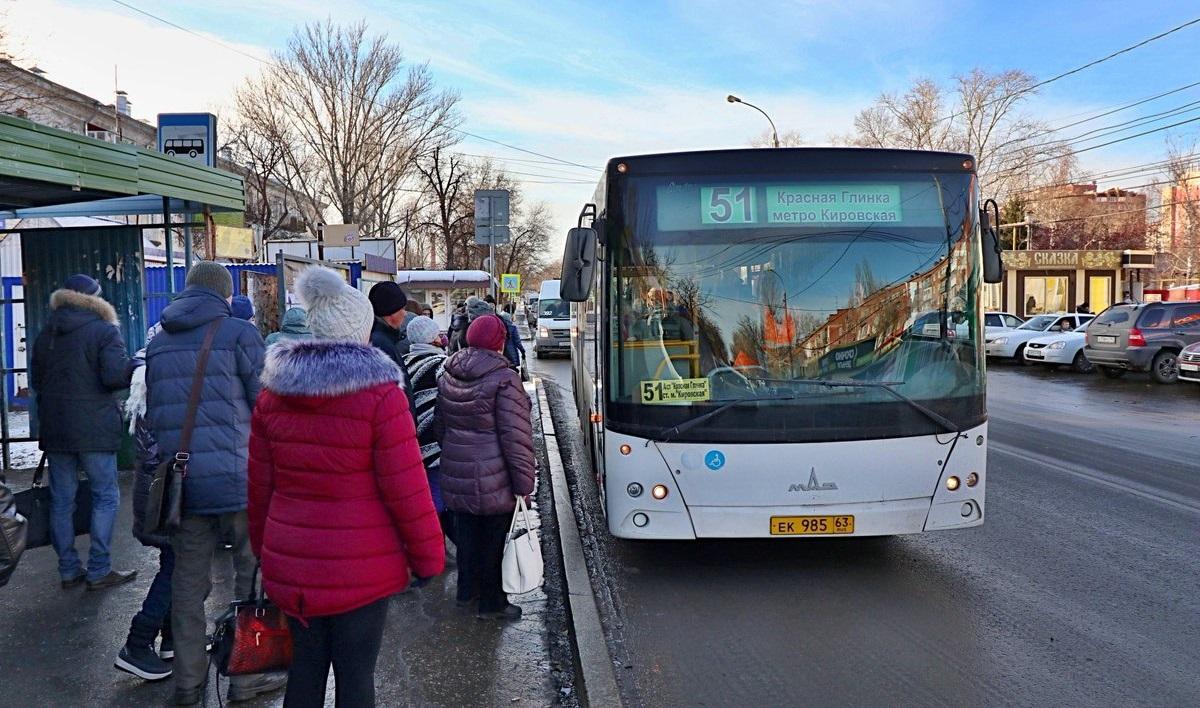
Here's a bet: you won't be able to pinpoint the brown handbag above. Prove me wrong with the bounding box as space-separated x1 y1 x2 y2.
143 320 221 536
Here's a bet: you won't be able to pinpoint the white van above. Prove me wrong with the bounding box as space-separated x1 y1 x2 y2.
534 280 574 358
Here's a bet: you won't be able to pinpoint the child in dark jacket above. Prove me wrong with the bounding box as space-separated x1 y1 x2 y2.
113 328 175 681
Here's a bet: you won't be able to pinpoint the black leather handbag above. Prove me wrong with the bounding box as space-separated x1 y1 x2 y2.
13 454 92 550
144 320 219 537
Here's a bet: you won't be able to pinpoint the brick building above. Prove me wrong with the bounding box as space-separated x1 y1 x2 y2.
1025 182 1148 252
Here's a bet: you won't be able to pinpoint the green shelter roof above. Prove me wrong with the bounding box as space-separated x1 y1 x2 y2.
0 113 244 214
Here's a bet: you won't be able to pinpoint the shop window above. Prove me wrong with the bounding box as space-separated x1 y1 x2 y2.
1088 276 1112 313
983 283 1003 312
1024 276 1068 316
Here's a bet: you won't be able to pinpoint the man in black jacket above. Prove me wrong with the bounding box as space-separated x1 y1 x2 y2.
368 281 410 364
30 274 135 591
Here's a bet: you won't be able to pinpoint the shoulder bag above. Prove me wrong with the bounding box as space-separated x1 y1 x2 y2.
501 495 543 594
143 320 220 536
13 453 91 550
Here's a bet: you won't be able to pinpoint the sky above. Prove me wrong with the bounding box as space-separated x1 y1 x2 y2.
6 0 1200 256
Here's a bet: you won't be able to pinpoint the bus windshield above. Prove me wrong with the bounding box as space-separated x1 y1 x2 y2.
606 170 984 443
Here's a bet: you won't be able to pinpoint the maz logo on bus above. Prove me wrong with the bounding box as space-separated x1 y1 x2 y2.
788 468 838 492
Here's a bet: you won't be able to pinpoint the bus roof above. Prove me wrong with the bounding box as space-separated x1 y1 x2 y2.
603 147 977 177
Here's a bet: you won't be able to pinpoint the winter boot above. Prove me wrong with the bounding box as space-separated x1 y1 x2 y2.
114 643 173 681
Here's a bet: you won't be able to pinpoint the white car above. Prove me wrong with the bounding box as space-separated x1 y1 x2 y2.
1022 322 1093 372
985 313 1094 361
984 311 1024 337
1180 341 1200 384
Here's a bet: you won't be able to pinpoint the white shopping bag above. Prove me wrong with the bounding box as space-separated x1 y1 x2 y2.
501 496 543 594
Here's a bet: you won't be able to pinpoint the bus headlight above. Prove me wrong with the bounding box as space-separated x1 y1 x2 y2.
651 484 669 500
538 327 550 338
966 472 979 487
945 476 960 491
627 482 643 498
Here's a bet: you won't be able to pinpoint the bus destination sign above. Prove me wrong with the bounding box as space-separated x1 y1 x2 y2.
765 185 901 224
693 184 902 227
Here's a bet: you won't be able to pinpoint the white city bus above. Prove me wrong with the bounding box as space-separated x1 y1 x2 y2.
561 148 1004 539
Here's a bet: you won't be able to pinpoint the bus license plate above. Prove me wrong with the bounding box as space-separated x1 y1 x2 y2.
770 515 855 535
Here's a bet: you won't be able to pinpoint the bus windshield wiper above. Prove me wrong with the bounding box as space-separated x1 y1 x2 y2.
753 377 960 435
654 394 800 444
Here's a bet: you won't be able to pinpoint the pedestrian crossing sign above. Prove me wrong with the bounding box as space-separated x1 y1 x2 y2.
501 273 521 293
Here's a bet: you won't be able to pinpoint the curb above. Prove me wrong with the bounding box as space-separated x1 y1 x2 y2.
535 378 623 708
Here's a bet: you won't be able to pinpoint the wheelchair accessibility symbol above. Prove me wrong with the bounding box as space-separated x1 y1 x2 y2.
704 450 725 470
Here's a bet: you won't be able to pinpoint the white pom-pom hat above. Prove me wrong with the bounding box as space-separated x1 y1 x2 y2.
296 266 375 343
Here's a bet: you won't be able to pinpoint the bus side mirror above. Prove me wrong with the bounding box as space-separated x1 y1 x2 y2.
561 227 598 302
981 201 1003 284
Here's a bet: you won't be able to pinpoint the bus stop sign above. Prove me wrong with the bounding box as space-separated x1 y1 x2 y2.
157 113 218 168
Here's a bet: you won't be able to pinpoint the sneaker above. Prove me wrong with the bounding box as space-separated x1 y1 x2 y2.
477 603 523 621
227 671 287 703
86 569 138 591
114 644 172 681
60 572 86 590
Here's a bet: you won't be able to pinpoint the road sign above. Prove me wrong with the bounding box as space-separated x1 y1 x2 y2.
500 273 521 294
474 189 511 245
157 113 218 167
320 223 360 246
475 224 510 245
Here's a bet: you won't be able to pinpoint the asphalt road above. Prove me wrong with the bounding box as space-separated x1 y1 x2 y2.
529 351 1200 707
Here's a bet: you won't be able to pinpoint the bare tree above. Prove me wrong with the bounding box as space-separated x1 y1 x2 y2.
414 147 472 268
749 128 805 148
842 69 1070 198
1158 136 1200 285
235 20 459 238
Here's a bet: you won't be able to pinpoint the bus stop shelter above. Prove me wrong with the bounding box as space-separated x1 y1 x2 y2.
0 113 245 471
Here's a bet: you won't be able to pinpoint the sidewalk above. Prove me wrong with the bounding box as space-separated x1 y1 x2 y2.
0 396 560 706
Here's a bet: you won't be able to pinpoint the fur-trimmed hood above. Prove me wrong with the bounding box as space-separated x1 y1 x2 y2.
49 288 118 326
261 339 402 398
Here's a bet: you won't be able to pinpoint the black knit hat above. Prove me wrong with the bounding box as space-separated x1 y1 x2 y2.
368 281 408 317
63 273 101 296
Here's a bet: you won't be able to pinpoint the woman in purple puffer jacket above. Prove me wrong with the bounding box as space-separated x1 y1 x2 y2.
435 314 536 620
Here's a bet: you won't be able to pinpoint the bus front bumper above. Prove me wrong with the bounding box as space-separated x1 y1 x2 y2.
611 496 984 539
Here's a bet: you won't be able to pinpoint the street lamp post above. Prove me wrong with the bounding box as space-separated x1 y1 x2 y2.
727 94 779 148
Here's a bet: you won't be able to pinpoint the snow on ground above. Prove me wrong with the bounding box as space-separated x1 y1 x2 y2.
3 411 40 470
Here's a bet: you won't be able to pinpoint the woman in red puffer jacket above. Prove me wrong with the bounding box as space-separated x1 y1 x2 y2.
249 267 444 708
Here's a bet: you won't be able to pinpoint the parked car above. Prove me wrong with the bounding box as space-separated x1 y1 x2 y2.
984 311 1024 337
1022 322 1093 372
1180 341 1200 384
1085 302 1200 383
985 313 1094 362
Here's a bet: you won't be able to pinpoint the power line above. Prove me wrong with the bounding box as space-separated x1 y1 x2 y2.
938 16 1200 125
987 97 1200 165
450 151 602 171
109 0 598 173
991 116 1200 179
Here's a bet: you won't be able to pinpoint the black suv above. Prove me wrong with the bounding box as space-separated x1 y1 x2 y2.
1084 302 1200 383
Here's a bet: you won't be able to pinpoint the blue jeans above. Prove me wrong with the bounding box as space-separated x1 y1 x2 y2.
47 451 119 582
127 547 174 647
